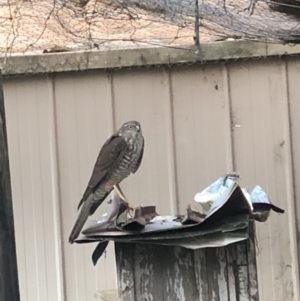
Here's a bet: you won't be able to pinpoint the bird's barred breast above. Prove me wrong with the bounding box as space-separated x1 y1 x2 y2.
101 139 142 193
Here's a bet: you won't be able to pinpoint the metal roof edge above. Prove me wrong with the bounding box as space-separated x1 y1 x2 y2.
1 40 300 75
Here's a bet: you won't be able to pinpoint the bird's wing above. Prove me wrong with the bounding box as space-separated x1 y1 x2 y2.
77 134 127 210
132 137 144 174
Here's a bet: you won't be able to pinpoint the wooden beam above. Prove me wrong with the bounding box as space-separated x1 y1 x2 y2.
115 224 259 301
0 71 20 301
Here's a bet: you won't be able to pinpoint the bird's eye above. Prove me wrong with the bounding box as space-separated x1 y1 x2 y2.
128 125 133 129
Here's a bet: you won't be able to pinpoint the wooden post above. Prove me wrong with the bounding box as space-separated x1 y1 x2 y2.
0 72 20 301
115 224 259 301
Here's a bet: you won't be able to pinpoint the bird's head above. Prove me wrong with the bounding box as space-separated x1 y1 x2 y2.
118 120 142 139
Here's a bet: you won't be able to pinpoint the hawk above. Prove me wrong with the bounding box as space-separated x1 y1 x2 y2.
69 120 144 243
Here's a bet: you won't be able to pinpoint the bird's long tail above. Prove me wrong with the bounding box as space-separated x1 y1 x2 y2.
69 200 92 244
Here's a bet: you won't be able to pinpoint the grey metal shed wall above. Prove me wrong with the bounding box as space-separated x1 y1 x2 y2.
3 57 300 301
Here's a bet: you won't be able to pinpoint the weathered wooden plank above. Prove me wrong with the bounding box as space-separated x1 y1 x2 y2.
116 237 258 301
247 223 259 301
215 247 230 301
236 241 251 301
194 248 209 301
118 243 200 301
115 243 135 301
165 246 199 301
226 243 238 301
0 72 20 301
133 244 156 301
205 248 227 301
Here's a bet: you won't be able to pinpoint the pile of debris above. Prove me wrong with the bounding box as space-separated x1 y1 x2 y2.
76 173 284 265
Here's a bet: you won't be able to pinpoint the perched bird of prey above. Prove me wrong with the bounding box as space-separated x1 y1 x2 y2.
69 121 144 244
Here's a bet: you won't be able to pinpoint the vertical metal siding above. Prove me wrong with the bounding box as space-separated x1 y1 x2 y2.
3 57 299 301
53 71 117 301
3 75 64 301
112 69 177 214
170 64 233 214
228 59 299 301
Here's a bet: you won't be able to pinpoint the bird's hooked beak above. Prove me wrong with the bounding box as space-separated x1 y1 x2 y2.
136 125 140 132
